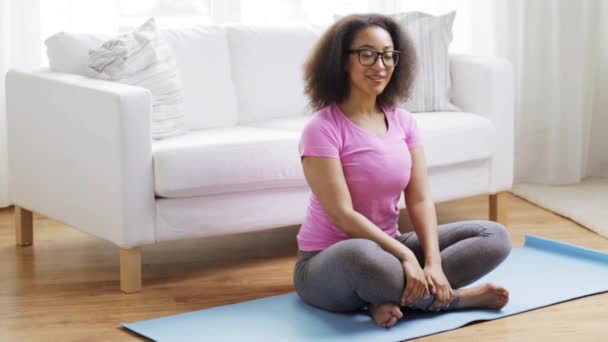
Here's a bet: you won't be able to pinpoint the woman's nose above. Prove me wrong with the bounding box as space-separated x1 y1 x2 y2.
371 57 386 70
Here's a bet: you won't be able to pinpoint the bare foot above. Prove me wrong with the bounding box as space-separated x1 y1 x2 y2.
368 302 403 328
456 283 510 310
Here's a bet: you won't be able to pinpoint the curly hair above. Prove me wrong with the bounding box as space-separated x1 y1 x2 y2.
303 14 417 111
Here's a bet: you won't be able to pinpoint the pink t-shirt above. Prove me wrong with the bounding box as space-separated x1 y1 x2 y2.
297 103 423 251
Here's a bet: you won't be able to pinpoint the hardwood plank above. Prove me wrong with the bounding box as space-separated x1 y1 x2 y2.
1 192 606 341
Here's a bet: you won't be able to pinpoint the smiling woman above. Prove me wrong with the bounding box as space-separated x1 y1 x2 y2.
303 14 416 110
294 13 513 329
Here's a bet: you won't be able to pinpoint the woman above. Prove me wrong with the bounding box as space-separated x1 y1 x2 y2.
293 14 512 329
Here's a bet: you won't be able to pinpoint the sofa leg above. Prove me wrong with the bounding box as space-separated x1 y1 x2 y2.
489 192 508 226
15 206 33 246
120 247 142 293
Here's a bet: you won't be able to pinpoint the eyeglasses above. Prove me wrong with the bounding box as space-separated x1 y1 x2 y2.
348 48 401 67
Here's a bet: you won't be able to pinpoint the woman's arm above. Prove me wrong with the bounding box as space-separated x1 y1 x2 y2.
302 156 418 262
404 147 442 267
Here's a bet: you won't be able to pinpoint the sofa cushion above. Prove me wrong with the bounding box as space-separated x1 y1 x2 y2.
413 112 495 166
161 26 239 130
45 25 239 130
393 11 460 113
249 112 495 168
225 23 324 124
87 18 189 140
242 114 314 131
152 126 306 198
153 112 495 198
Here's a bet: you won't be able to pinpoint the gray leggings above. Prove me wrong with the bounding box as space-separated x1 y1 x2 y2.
293 220 512 313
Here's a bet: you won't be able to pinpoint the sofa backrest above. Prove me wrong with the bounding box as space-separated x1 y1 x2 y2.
224 23 325 124
45 26 239 130
44 23 327 129
160 26 238 130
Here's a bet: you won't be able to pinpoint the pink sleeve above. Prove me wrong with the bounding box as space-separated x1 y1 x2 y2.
397 108 423 150
299 116 340 159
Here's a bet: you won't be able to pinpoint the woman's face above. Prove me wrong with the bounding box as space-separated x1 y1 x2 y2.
345 26 396 99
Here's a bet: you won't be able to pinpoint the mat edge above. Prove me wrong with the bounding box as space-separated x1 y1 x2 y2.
524 234 608 263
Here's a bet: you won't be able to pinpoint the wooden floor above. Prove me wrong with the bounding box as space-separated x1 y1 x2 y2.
1 192 607 341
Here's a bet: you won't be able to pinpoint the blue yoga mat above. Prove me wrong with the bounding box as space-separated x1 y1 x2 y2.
122 234 608 341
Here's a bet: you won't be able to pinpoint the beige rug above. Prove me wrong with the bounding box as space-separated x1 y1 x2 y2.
511 177 608 239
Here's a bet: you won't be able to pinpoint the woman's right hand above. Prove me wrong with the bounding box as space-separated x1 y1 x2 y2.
400 259 430 306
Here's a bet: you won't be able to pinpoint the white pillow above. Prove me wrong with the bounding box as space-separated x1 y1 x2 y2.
45 26 241 131
87 18 188 140
394 11 459 112
45 33 111 75
334 12 459 113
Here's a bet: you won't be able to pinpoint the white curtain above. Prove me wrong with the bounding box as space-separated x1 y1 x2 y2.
0 0 42 208
495 0 608 184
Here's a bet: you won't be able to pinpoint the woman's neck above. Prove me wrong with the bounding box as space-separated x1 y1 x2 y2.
338 96 380 118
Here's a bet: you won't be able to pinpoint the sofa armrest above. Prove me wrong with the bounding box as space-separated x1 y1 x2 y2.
450 54 515 193
6 69 155 247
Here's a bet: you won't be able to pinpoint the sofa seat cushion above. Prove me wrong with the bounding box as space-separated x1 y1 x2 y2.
412 112 496 167
152 126 306 198
153 112 495 198
249 112 496 168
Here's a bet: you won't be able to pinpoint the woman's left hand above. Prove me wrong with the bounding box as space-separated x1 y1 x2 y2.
423 263 454 311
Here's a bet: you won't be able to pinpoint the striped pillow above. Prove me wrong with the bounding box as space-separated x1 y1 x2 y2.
394 11 459 112
87 18 188 140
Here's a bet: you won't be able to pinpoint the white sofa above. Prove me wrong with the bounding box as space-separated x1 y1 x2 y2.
5 23 513 293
